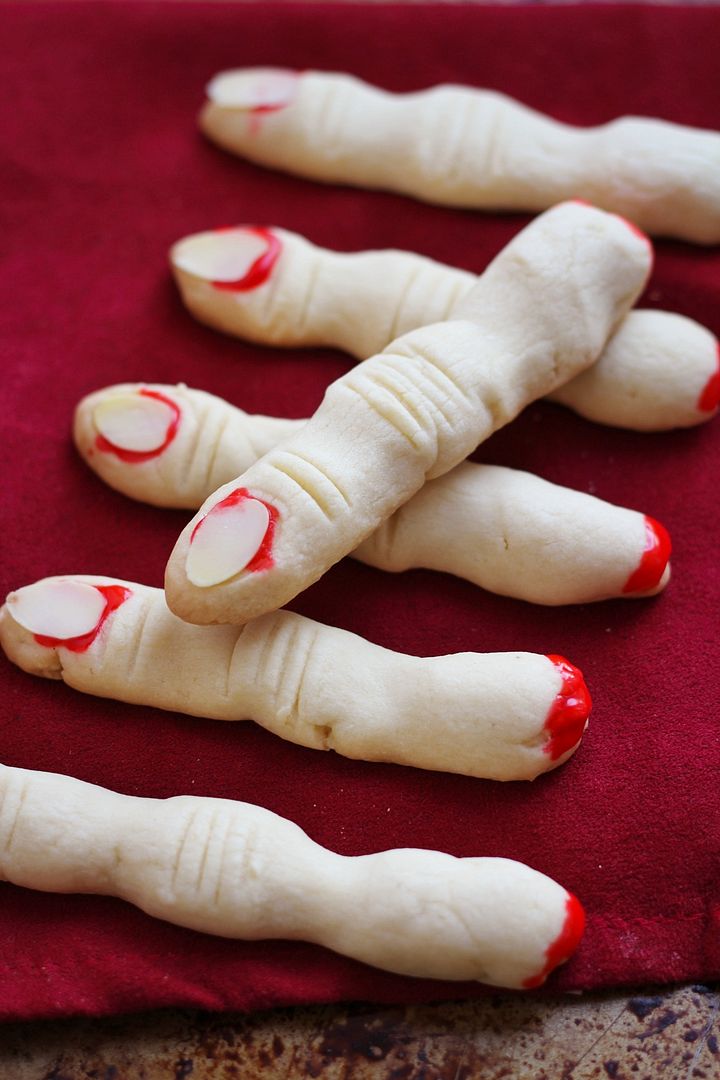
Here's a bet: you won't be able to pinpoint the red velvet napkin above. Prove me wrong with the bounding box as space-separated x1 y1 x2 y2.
1 1 719 1021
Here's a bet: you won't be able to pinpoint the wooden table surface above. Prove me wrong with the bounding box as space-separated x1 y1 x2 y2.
1 984 719 1078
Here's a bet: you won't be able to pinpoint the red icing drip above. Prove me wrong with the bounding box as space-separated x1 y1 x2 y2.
248 113 263 138
698 344 720 413
244 70 299 128
190 487 278 573
250 101 291 116
95 389 180 464
543 655 591 760
622 515 671 595
248 101 291 137
522 893 586 989
211 227 282 292
34 584 131 653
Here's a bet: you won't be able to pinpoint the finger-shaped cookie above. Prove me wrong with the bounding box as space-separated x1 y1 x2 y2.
164 202 652 626
75 384 672 605
171 226 720 431
0 576 591 781
200 68 720 243
80 384 299 508
0 763 585 987
171 225 475 360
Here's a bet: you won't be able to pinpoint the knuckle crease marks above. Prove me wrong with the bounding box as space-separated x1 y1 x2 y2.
269 449 349 520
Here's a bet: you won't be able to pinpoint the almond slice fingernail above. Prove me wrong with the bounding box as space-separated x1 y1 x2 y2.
206 67 299 112
93 389 180 462
7 580 132 652
9 580 106 640
171 226 281 292
186 489 275 587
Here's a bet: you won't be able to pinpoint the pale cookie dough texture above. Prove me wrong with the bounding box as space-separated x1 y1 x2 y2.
171 226 720 431
201 68 720 244
164 202 652 627
0 576 591 781
0 764 585 987
75 384 671 606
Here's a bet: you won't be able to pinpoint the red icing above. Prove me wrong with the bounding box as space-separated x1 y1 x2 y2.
211 226 282 292
543 655 591 760
250 101 292 117
245 70 299 131
522 893 586 989
698 343 720 413
190 487 278 573
34 584 131 653
95 389 180 463
622 515 671 595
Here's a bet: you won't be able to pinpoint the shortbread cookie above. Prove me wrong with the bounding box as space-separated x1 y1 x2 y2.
0 576 591 781
200 68 720 243
75 384 672 605
0 763 585 987
171 226 720 431
163 202 652 626
80 384 298 505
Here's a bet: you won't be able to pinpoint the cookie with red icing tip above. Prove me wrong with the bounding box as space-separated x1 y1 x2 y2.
0 576 590 782
163 202 652 628
75 383 671 606
171 224 719 432
0 762 585 988
200 67 720 243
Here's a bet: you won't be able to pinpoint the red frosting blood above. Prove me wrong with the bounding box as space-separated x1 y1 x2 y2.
250 101 292 117
543 655 592 760
522 893 587 989
211 226 282 293
34 584 131 653
245 71 300 134
190 487 278 573
698 343 720 413
95 389 180 464
622 515 672 595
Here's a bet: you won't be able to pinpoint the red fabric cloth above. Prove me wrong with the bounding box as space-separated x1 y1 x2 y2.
1 0 719 1021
